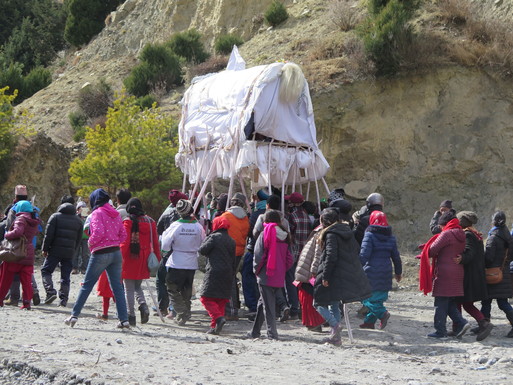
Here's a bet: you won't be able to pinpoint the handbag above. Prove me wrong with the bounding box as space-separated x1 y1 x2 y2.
145 216 159 277
0 235 27 262
485 249 508 285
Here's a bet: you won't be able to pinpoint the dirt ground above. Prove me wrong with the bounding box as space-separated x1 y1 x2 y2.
1 259 513 385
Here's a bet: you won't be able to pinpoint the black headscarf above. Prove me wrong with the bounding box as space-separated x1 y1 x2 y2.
127 197 145 256
89 188 110 211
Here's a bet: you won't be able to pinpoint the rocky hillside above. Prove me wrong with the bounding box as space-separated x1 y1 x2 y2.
4 0 513 250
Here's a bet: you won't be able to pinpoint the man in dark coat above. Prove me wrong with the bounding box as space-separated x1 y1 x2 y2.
354 193 384 245
41 202 83 306
429 200 453 235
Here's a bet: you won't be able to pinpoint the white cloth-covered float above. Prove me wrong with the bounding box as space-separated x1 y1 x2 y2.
176 47 330 208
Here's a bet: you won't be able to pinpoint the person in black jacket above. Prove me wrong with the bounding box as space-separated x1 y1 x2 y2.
198 216 236 335
453 211 493 341
314 209 371 346
41 202 84 306
482 211 513 338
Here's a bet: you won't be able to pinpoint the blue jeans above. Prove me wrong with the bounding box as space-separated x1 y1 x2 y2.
71 249 128 322
433 296 467 336
316 301 341 328
481 298 513 319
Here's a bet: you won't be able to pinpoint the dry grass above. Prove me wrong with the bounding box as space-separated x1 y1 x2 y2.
434 0 513 76
188 55 229 80
328 0 365 32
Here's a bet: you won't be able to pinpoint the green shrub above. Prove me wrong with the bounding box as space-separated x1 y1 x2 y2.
69 111 88 142
22 67 51 98
78 79 113 118
359 0 420 76
136 94 157 109
264 1 288 27
65 0 121 47
0 63 24 100
214 34 244 55
167 29 210 64
124 43 183 97
1 0 66 72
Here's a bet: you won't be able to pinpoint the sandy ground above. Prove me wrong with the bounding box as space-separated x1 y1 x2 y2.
1 260 513 385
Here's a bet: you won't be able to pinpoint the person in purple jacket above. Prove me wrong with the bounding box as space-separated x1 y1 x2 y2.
249 210 293 340
64 188 129 329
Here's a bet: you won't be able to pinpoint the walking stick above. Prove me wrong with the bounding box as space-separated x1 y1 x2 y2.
145 279 165 323
343 303 354 343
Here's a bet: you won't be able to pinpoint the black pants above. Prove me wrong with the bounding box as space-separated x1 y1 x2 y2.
166 268 195 321
41 255 73 302
156 255 169 312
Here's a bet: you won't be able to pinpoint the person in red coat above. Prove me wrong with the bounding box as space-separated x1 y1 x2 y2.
426 211 469 338
120 198 160 326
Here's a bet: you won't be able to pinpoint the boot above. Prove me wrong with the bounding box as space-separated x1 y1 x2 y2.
128 315 136 327
476 319 494 341
139 303 149 324
506 311 513 338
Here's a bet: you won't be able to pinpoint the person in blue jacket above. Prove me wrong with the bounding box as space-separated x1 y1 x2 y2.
359 211 402 330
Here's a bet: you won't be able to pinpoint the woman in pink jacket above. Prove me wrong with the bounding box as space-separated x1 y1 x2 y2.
64 188 129 329
249 210 294 340
0 200 41 310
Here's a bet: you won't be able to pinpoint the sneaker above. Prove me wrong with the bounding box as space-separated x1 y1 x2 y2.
4 298 19 306
245 332 260 339
379 311 391 330
139 303 150 324
117 320 130 329
44 294 57 305
455 322 470 338
307 325 323 333
58 300 67 307
65 316 78 327
289 313 299 321
279 307 290 322
206 328 217 335
427 331 447 339
214 316 226 334
32 293 40 306
359 322 375 329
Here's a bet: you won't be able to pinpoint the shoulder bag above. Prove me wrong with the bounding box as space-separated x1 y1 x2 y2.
485 249 508 285
0 235 27 262
145 216 159 277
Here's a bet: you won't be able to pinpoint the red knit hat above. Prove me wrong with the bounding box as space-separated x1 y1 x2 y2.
168 190 188 206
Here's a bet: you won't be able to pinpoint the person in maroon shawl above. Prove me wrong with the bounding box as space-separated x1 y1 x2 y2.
420 211 470 338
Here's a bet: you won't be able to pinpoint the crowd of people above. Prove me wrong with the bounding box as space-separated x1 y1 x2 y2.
0 185 512 346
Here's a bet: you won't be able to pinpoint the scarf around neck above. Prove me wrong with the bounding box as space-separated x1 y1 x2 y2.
263 222 279 277
419 218 461 295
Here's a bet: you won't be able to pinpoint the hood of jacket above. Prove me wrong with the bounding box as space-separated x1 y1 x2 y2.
446 227 466 243
58 202 76 215
490 225 512 244
227 206 247 219
366 225 392 237
327 222 353 240
97 203 121 219
276 226 288 241
16 212 40 227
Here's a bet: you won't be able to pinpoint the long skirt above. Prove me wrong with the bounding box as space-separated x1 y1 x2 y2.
298 284 324 328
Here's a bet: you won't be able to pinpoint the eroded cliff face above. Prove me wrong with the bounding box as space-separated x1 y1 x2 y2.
7 1 513 248
317 67 513 249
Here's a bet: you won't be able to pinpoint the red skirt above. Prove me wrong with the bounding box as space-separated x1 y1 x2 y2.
96 271 114 298
298 285 324 327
